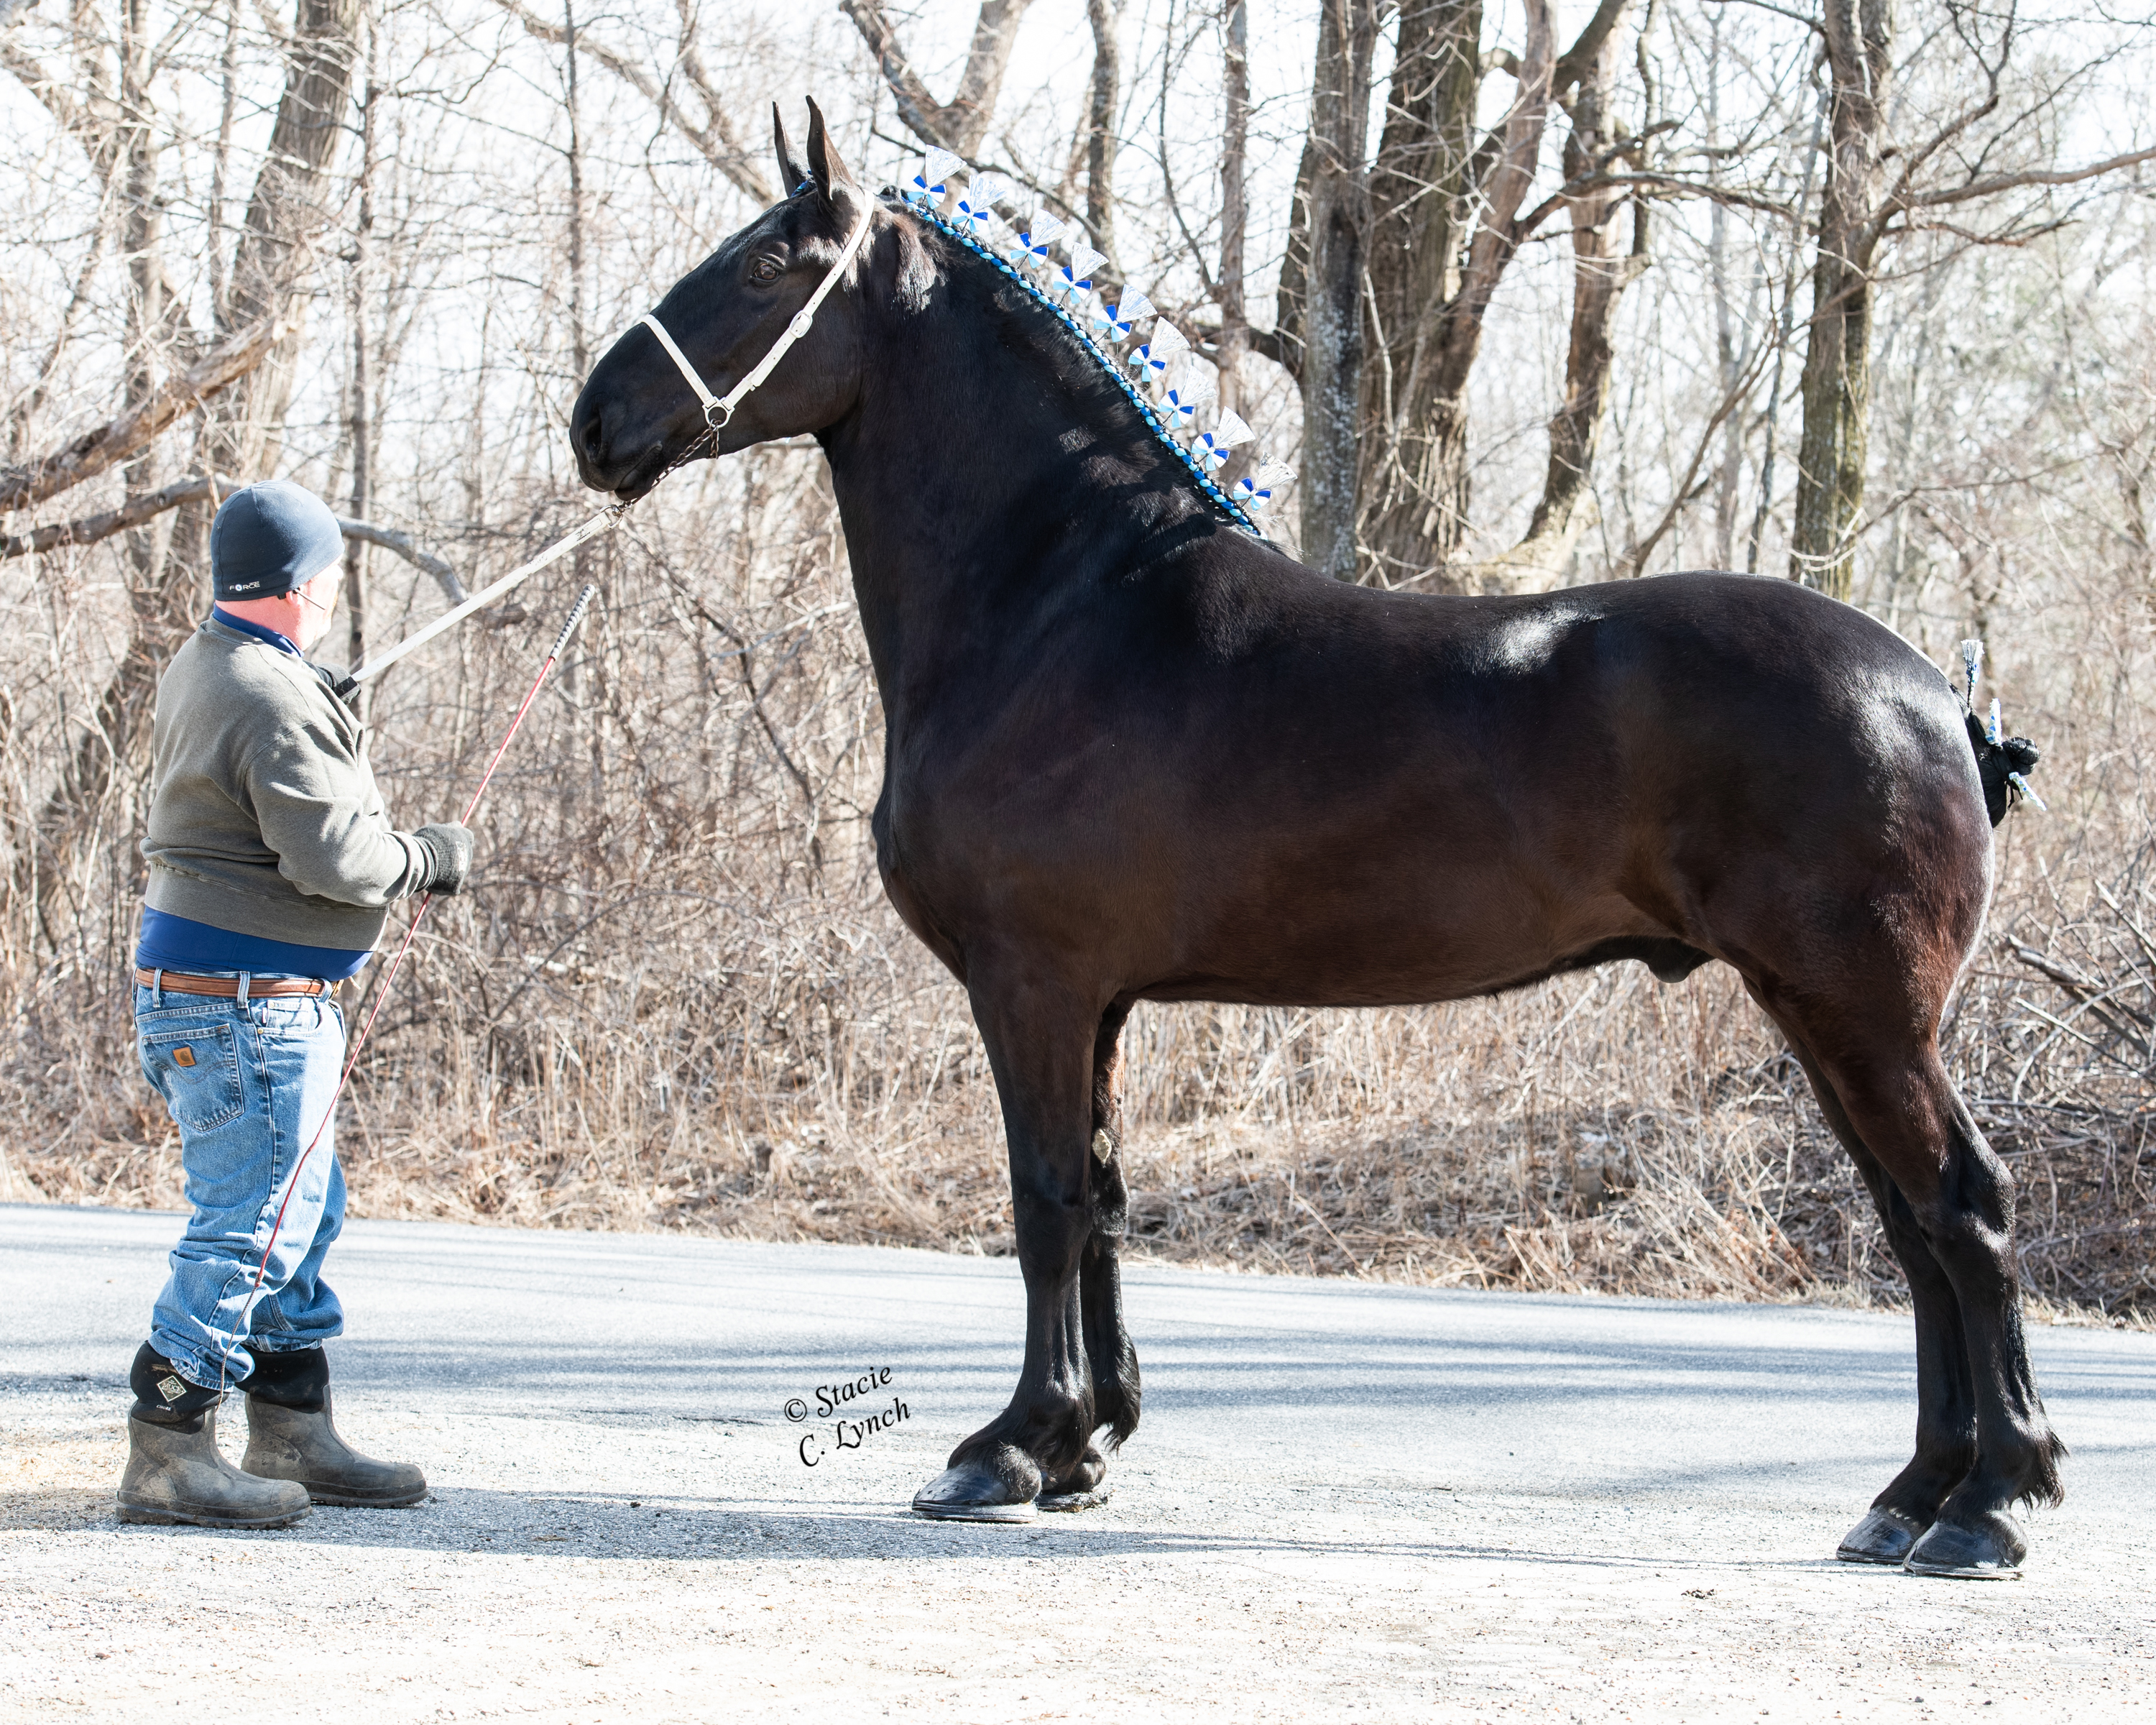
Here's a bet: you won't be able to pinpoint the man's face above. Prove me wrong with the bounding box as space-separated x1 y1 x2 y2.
289 565 342 652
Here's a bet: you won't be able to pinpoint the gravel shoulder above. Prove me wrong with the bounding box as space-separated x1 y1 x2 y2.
4 1202 2153 1723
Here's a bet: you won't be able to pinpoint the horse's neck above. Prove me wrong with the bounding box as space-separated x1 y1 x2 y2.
818 267 1189 727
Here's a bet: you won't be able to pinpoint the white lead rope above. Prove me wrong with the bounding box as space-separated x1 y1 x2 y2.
344 506 619 689
343 205 874 691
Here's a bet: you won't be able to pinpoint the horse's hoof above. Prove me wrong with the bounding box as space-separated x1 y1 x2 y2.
911 1463 1037 1524
1903 1512 2026 1581
1038 1484 1112 1513
1041 1443 1107 1503
1835 1506 1927 1565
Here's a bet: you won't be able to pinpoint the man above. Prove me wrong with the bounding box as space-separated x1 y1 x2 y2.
121 479 472 1529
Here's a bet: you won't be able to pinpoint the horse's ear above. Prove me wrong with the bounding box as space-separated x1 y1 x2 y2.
803 98 861 211
772 102 808 198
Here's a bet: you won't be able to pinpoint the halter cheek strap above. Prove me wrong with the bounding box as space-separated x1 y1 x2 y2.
639 206 875 431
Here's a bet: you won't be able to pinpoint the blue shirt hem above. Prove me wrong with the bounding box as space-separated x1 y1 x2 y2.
137 906 371 982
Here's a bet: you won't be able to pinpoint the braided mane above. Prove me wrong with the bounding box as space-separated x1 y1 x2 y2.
888 187 1276 544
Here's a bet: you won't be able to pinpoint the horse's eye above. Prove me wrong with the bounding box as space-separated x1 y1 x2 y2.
749 256 783 285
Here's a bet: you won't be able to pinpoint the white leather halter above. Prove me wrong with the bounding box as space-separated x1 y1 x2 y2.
638 206 875 431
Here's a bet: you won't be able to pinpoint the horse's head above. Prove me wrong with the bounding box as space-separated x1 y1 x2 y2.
571 100 879 500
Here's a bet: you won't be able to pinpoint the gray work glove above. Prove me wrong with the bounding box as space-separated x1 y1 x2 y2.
410 822 474 896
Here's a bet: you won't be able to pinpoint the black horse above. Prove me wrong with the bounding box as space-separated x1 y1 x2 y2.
570 102 2061 1577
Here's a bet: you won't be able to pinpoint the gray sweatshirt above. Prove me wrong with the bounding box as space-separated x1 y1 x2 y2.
142 617 430 949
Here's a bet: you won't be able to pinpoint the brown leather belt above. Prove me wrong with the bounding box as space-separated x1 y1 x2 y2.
134 967 328 998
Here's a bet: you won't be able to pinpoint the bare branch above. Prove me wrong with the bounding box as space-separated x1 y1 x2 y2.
838 0 1036 158
1 472 244 560
0 317 282 514
1701 0 1824 33
1524 167 1800 228
1460 0 1557 313
1553 0 1633 95
334 518 467 603
2 472 466 604
1622 341 1775 576
1 32 107 171
487 0 773 202
1894 146 2156 216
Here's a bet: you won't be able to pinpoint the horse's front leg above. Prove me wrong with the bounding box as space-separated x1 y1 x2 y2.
1040 1002 1141 1509
913 969 1101 1522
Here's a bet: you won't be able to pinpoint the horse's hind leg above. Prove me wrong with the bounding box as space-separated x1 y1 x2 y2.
1768 999 2062 1576
1770 1023 1978 1563
1041 1003 1142 1509
912 965 1104 1521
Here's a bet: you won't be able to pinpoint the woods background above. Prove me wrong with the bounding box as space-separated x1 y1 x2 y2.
3 0 2152 1316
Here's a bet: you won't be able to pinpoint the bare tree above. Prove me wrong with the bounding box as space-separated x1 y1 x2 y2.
1787 0 1892 599
1288 0 1379 580
1215 0 1249 420
1276 0 1649 586
1507 4 1651 581
4 0 364 908
1081 0 1123 264
1791 0 2156 599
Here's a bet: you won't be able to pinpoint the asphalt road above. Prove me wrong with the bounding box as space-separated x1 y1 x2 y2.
4 1202 2153 1723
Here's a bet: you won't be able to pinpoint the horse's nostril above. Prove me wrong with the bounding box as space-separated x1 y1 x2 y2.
577 413 608 466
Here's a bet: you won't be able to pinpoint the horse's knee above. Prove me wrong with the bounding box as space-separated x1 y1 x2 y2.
1912 1145 2017 1275
1012 1177 1091 1275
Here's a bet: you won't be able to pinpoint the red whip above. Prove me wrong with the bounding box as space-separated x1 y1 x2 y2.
215 582 599 1388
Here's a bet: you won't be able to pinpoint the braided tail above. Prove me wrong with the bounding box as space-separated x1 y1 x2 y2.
1966 714 2043 826
1957 636 2044 824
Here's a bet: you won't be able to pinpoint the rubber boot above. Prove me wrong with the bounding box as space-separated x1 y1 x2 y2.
242 1347 427 1508
116 1345 312 1529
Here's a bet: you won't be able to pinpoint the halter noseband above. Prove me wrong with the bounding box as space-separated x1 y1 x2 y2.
638 205 875 431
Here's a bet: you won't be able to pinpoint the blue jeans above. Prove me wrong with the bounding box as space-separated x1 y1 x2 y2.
134 976 347 1389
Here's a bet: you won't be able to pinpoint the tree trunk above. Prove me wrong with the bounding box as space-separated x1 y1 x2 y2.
563 0 595 842
344 5 377 685
1508 18 1643 583
1355 0 1557 589
1294 0 1378 580
1354 0 1483 584
1215 0 1248 420
24 0 180 925
1744 88 1824 574
1789 0 1893 602
1083 0 1122 268
208 0 365 482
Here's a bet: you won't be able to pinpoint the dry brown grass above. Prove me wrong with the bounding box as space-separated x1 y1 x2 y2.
4 452 2152 1323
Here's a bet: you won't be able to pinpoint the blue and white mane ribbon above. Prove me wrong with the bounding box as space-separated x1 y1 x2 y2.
909 147 964 208
898 157 1291 542
1194 410 1253 469
1130 321 1189 382
956 172 1014 234
1010 210 1067 270
1053 243 1105 304
1094 290 1154 345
